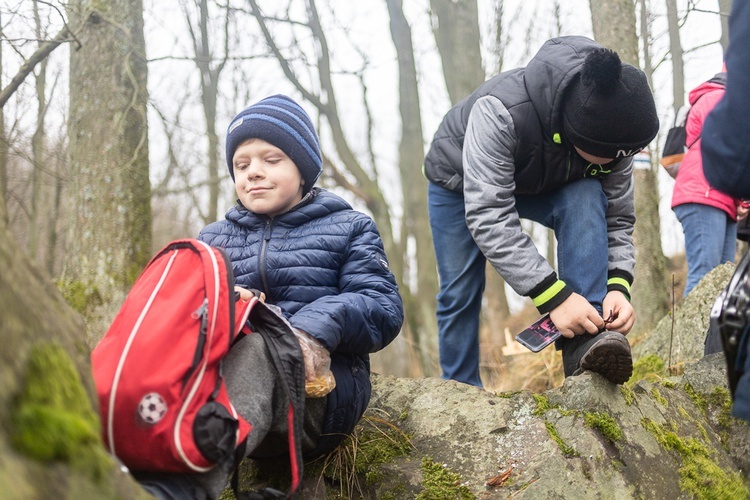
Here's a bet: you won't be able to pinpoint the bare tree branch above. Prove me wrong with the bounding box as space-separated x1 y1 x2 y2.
0 23 73 108
246 0 323 108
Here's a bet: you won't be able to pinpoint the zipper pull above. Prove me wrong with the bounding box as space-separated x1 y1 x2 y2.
192 298 209 334
184 298 209 391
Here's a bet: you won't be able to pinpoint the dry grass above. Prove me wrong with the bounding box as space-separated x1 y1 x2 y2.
304 411 413 499
479 303 564 393
481 344 564 393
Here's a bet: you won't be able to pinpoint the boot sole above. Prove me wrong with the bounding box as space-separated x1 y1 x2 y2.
577 333 633 384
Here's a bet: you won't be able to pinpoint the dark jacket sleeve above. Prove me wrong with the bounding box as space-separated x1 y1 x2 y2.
288 214 404 354
702 0 750 199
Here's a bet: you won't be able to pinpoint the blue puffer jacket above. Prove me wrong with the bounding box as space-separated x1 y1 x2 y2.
198 188 403 455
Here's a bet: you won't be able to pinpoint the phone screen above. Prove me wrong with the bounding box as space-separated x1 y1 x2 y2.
515 315 561 352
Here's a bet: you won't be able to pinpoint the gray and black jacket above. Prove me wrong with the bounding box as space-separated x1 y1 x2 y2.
424 36 635 313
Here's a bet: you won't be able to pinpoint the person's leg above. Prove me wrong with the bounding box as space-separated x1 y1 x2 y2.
192 334 279 498
722 218 738 264
139 333 283 500
674 203 734 296
517 178 631 383
428 182 485 387
192 333 284 498
515 177 608 310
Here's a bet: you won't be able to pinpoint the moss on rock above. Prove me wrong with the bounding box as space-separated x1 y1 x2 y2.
417 457 475 500
641 417 748 499
584 411 623 443
545 422 579 458
10 342 112 481
620 385 637 406
629 354 666 386
650 387 668 406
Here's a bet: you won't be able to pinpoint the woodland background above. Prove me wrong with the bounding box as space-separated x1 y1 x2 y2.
0 0 743 391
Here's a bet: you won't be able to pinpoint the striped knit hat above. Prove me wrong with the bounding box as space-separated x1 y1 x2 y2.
226 94 322 193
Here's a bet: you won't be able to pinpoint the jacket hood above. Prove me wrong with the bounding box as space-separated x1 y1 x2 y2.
689 72 727 106
523 36 604 138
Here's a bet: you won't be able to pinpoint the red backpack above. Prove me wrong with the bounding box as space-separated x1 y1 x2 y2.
92 239 306 494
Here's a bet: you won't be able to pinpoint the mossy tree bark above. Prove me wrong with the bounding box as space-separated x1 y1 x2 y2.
64 0 152 345
590 0 669 332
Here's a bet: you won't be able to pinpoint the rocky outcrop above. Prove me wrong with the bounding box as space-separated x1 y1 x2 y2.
365 356 748 499
631 262 736 367
348 262 750 499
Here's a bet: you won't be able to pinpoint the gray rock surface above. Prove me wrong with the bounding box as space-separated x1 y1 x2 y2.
632 262 736 366
366 356 748 499
357 262 750 499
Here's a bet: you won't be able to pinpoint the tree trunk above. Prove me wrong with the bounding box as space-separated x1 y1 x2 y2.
429 0 486 104
590 0 669 332
666 0 685 113
430 0 512 361
65 0 152 345
718 0 733 54
493 0 506 74
0 10 6 223
385 0 439 377
28 1 48 262
46 152 64 276
640 0 654 90
185 0 229 225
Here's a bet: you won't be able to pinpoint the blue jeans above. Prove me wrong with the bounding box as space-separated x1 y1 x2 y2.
673 203 737 297
428 178 609 387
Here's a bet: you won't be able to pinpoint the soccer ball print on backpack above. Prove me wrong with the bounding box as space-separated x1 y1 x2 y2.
91 238 306 496
137 392 168 424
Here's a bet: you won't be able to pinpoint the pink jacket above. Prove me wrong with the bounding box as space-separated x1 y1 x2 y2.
671 75 738 217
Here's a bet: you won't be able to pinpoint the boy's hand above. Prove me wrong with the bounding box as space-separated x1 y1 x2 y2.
601 291 635 334
234 286 265 302
549 293 605 338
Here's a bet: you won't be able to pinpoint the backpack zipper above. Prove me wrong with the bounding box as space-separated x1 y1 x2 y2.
183 298 209 391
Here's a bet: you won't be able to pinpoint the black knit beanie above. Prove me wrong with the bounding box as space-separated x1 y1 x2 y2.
562 49 659 159
225 94 322 193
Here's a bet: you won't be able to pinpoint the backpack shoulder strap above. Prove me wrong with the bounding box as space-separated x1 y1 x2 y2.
686 72 727 150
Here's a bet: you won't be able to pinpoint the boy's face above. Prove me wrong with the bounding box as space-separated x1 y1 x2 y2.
233 138 304 218
575 146 614 165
